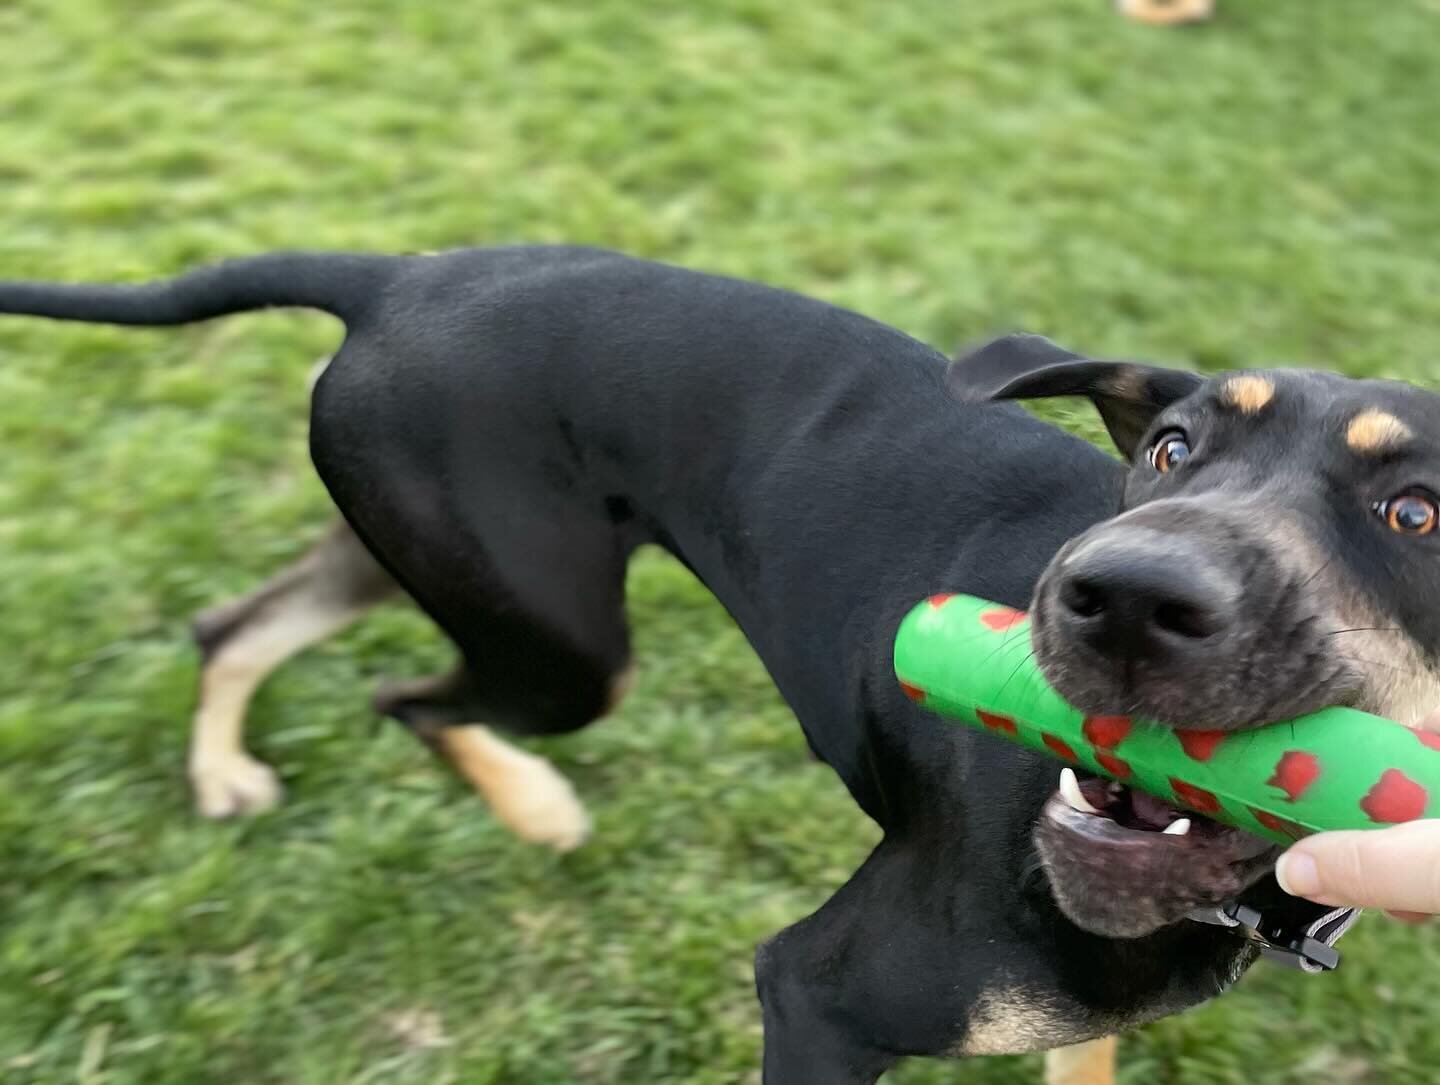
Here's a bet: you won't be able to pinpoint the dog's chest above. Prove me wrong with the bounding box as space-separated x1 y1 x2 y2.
951 952 1249 1057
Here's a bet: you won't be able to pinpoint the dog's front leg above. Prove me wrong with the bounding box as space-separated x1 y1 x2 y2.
755 932 897 1083
755 926 897 1084
753 839 965 1083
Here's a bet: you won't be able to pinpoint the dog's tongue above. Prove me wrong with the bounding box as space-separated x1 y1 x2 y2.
1126 789 1184 831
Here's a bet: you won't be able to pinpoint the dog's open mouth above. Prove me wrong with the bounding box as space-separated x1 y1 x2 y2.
1035 767 1278 939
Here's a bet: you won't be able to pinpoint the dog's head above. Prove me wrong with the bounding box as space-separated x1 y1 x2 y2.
950 335 1440 938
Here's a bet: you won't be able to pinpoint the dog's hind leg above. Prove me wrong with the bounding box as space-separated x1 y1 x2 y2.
189 520 397 817
357 522 637 852
1045 1037 1117 1085
357 517 638 853
308 336 640 850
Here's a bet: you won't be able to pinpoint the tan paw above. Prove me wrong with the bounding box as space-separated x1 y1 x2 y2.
1116 0 1214 26
191 754 284 818
489 758 591 852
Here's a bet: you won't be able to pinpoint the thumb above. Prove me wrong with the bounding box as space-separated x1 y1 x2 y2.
1277 820 1440 913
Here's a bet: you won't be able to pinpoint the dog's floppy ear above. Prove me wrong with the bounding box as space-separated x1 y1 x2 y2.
946 334 1205 459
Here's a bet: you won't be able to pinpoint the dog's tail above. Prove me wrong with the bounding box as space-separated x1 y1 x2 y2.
0 252 398 328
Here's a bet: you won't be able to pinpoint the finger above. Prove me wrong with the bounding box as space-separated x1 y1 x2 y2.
1384 910 1432 924
1277 820 1440 913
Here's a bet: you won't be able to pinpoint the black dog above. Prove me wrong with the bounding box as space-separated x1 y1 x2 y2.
5 247 1439 1083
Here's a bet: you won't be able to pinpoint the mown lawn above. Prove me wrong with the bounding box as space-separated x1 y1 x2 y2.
3 1 1440 1082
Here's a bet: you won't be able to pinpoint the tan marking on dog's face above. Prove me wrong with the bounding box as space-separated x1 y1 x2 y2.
1347 409 1413 455
1318 580 1440 728
1046 1037 1118 1085
1261 516 1440 728
1220 375 1276 415
1344 622 1440 729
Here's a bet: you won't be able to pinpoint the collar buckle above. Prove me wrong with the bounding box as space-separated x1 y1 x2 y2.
1189 902 1359 973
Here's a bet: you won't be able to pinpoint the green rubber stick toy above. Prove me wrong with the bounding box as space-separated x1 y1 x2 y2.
894 592 1440 846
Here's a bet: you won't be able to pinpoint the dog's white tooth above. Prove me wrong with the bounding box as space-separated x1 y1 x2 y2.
1163 818 1192 836
1059 767 1101 814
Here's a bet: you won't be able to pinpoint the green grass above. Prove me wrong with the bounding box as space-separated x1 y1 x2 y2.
3 0 1440 1081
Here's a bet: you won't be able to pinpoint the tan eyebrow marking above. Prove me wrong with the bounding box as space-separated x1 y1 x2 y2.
1219 375 1276 415
1347 408 1413 454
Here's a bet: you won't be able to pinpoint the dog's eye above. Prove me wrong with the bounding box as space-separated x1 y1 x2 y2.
1377 493 1440 537
1148 431 1191 474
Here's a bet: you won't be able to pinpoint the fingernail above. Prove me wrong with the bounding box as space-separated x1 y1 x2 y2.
1276 852 1320 898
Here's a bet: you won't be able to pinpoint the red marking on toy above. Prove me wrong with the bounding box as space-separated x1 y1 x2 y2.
1042 734 1079 763
1096 752 1133 780
1177 730 1227 762
979 606 1027 631
1083 716 1133 749
928 593 956 609
1267 751 1321 803
1170 778 1221 816
899 681 926 702
1417 730 1440 753
1361 769 1429 824
1251 808 1309 842
976 709 1018 736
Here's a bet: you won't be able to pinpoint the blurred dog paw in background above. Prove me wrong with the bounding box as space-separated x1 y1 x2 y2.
1118 0 1214 25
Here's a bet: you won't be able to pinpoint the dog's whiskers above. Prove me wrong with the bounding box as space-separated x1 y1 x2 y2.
1332 653 1415 677
1296 553 1337 594
994 647 1038 704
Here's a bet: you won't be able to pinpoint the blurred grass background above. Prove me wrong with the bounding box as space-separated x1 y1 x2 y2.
2 0 1440 1082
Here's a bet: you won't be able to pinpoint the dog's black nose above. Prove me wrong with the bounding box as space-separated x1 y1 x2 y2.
1056 540 1236 659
